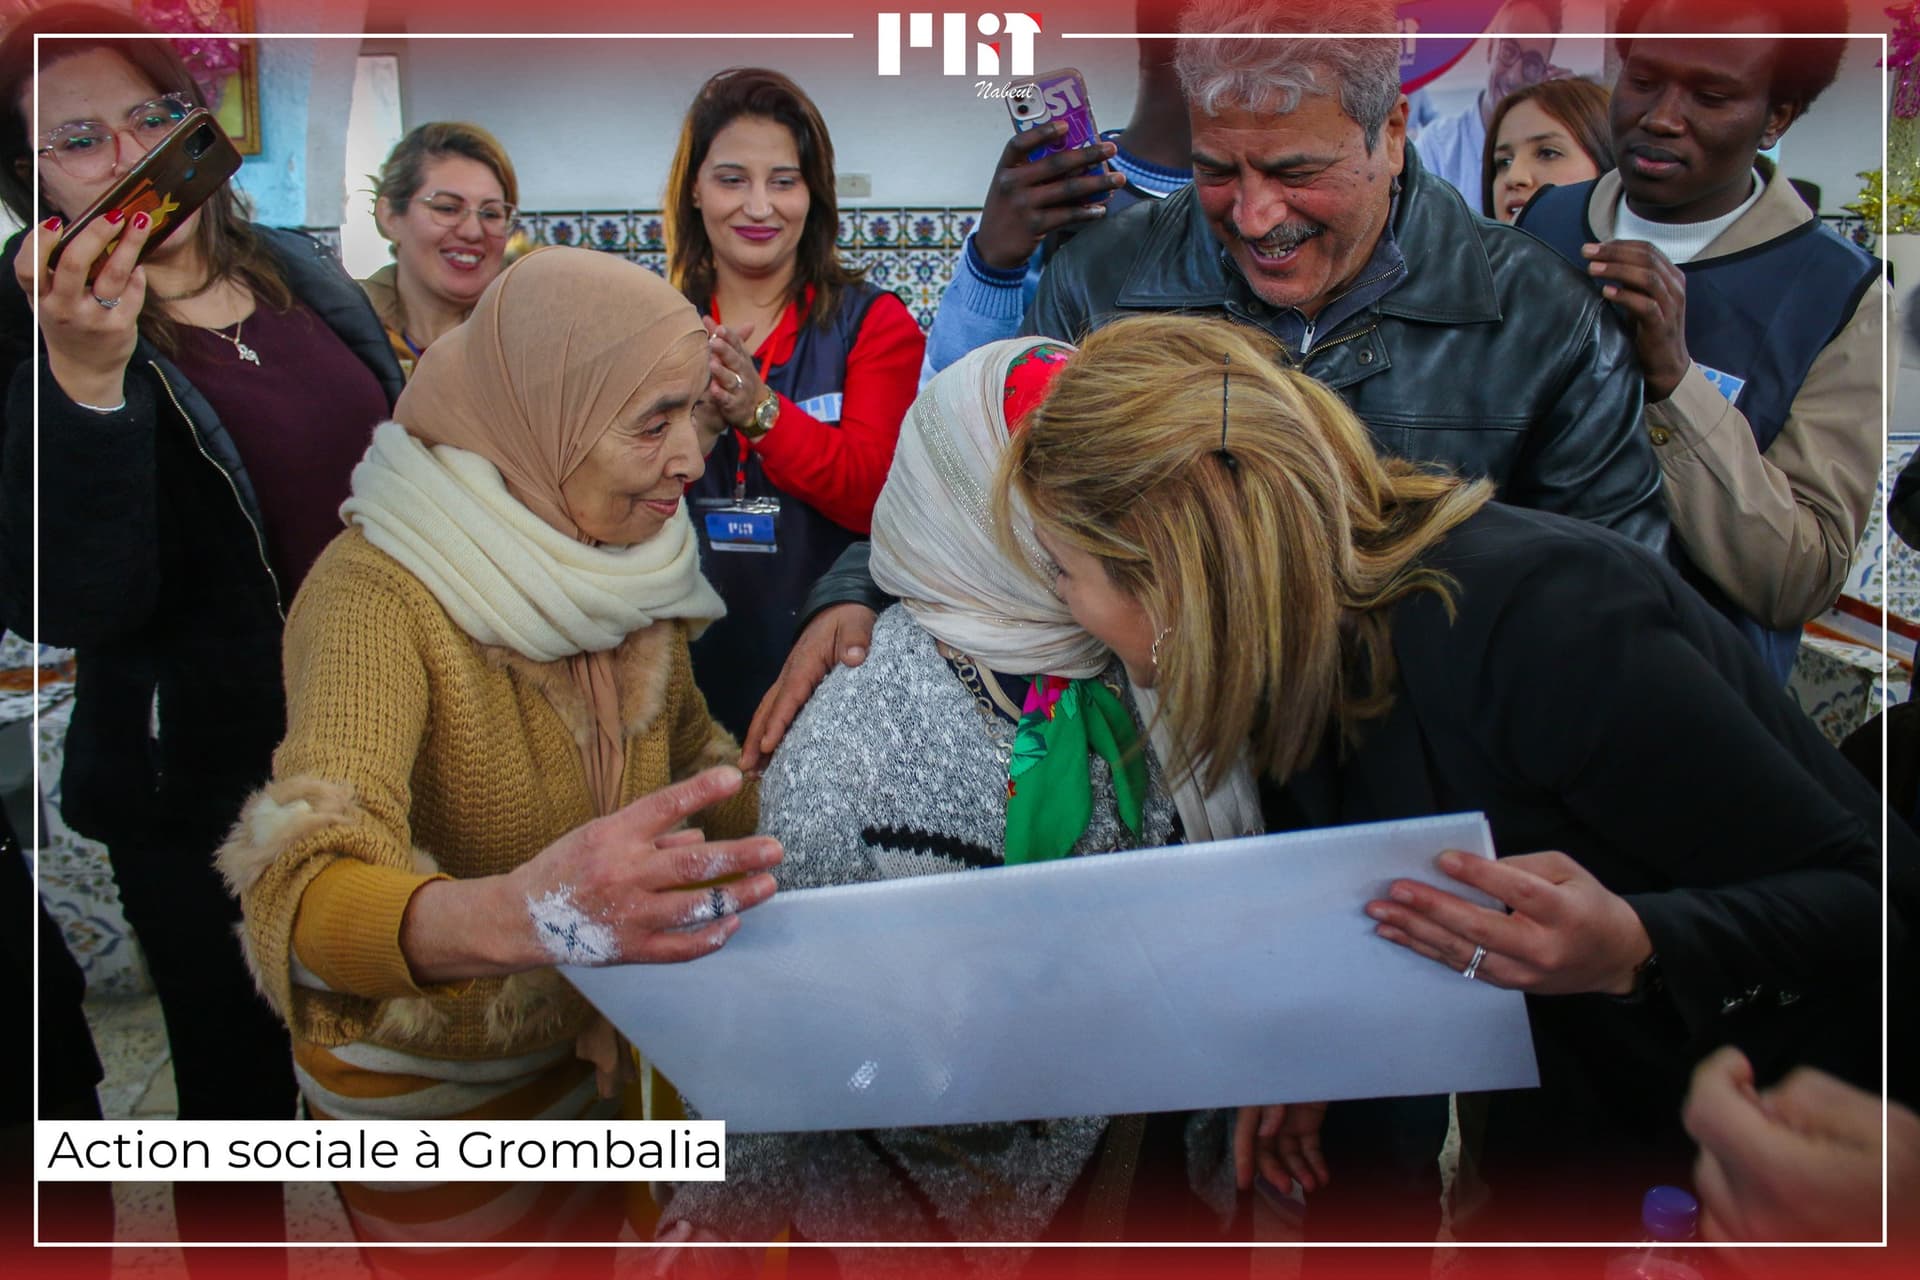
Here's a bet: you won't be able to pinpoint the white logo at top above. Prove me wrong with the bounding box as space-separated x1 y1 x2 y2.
877 13 1042 76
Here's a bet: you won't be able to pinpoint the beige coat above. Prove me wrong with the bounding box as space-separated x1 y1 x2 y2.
1585 168 1888 629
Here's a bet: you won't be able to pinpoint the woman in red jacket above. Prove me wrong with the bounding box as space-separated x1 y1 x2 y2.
664 67 924 737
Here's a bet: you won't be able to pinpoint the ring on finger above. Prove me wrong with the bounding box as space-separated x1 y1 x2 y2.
92 294 121 310
1461 944 1487 981
730 372 744 391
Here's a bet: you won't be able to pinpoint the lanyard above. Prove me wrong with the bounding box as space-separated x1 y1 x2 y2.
714 301 780 503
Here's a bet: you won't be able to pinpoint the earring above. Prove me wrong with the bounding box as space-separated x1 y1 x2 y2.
1151 625 1172 673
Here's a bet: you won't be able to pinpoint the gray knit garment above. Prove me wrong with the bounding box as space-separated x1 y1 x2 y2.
666 606 1224 1257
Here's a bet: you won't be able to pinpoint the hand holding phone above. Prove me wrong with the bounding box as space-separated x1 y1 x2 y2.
14 210 155 409
976 69 1126 272
46 108 241 286
1007 69 1102 163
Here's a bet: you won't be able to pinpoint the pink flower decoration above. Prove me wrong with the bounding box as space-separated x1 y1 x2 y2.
136 0 244 113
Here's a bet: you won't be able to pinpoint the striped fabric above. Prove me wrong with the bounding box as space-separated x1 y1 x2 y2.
297 1034 625 1271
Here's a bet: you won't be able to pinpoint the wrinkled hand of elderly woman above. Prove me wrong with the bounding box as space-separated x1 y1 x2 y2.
506 765 782 966
1364 850 1653 996
14 211 155 410
400 767 782 983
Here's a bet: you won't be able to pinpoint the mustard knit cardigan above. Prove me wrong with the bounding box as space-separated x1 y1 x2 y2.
218 527 756 1063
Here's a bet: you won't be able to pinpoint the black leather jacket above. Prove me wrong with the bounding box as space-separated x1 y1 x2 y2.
1025 144 1668 550
801 147 1666 626
0 226 403 850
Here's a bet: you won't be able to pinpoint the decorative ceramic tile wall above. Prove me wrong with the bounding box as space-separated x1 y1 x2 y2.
1790 635 1907 747
1851 435 1920 617
516 206 982 330
1789 434 1918 744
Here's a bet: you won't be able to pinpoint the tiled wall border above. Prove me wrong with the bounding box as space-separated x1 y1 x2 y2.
515 207 982 330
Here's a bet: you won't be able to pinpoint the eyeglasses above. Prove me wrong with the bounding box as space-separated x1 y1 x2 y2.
37 94 192 181
1493 41 1551 84
409 191 519 237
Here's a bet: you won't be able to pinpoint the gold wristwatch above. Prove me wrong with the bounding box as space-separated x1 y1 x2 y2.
742 388 780 440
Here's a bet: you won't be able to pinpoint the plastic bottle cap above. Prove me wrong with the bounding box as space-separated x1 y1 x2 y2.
1642 1185 1700 1241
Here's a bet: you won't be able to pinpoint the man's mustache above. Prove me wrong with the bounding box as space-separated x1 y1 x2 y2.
1232 221 1325 253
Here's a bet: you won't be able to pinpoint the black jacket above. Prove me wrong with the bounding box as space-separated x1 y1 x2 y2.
0 227 403 850
1024 144 1669 550
1265 502 1913 1235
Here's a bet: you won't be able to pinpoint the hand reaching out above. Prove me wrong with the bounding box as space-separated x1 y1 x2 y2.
739 603 876 772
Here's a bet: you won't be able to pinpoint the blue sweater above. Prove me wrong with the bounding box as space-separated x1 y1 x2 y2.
920 139 1190 386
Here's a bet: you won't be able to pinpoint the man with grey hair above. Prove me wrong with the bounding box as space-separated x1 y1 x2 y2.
1024 0 1665 551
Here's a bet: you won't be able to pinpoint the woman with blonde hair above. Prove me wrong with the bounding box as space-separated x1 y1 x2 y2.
998 313 1903 1241
364 120 520 376
656 336 1298 1255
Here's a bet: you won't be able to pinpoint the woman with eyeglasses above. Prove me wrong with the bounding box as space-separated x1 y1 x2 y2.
0 5 402 1246
665 67 925 739
363 121 519 378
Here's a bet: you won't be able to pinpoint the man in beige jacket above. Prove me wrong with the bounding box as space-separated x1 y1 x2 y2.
1518 0 1881 681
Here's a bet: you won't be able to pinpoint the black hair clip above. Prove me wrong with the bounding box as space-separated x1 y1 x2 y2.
1217 353 1239 471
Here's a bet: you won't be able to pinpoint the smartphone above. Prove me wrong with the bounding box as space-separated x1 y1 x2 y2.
1007 67 1104 167
46 108 242 285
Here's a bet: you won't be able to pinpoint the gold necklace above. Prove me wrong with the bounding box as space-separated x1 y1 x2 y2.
206 317 260 366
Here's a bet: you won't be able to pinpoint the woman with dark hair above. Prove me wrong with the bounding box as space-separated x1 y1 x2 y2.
1481 77 1613 223
363 120 520 377
0 4 402 1237
663 67 924 737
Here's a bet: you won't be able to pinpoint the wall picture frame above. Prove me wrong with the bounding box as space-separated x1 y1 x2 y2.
206 0 260 156
125 0 261 155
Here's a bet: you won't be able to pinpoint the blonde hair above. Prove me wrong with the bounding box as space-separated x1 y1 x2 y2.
996 315 1492 791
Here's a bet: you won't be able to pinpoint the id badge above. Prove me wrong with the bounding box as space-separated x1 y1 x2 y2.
696 496 781 554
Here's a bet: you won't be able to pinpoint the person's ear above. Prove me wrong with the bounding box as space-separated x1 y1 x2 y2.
1759 100 1800 152
374 195 401 243
1383 95 1410 176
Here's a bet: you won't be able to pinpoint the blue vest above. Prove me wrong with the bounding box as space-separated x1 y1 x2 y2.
689 283 885 736
1520 180 1879 683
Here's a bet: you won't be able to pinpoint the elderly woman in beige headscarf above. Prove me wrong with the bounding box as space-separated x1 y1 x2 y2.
217 247 781 1248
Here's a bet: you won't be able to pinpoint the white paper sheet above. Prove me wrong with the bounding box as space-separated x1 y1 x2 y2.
566 812 1538 1133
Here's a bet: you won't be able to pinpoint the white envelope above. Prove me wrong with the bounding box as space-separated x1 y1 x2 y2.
566 812 1538 1133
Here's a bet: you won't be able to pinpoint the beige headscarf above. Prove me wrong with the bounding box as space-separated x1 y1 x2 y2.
358 247 721 814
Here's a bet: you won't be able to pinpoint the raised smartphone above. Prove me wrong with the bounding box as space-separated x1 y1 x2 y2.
1007 67 1103 165
46 108 242 285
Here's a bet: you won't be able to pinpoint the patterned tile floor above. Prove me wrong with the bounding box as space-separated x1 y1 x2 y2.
84 995 367 1276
